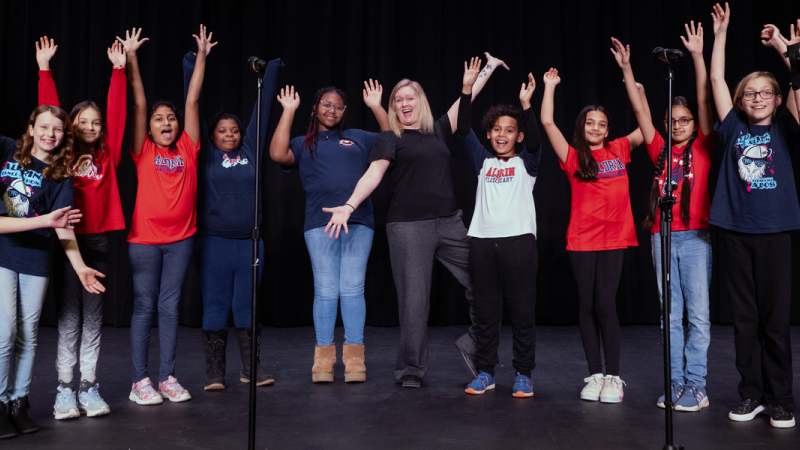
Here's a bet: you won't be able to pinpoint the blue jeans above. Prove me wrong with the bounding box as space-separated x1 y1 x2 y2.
196 235 265 330
304 225 374 346
0 267 49 403
651 229 711 386
129 237 194 383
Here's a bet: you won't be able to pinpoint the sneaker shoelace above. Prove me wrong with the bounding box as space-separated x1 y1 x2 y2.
56 388 75 405
583 375 603 386
82 384 103 403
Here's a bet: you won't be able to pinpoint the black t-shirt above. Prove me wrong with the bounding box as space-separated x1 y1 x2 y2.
368 114 457 222
0 136 75 276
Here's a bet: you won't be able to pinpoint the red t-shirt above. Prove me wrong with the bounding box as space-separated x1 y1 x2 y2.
128 132 200 244
645 129 715 233
38 69 127 234
559 137 638 251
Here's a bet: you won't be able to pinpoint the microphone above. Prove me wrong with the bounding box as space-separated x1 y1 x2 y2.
247 56 267 74
652 47 684 65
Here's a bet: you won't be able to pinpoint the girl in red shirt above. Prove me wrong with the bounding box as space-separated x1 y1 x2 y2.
122 26 216 406
611 24 715 413
541 68 643 404
35 36 128 419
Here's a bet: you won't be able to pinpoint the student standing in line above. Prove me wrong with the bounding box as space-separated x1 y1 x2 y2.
709 3 800 428
0 106 105 438
456 66 543 398
183 52 283 391
35 36 128 419
540 68 643 404
270 80 390 383
123 25 215 406
610 22 715 412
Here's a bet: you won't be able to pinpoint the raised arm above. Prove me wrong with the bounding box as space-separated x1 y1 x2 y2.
118 28 149 154
456 57 481 137
540 68 569 164
519 72 542 153
363 79 391 131
447 52 510 133
185 25 217 147
0 207 81 233
269 86 299 166
106 41 128 165
778 20 800 123
611 37 655 144
710 3 733 121
680 21 714 135
241 58 284 156
36 36 60 107
321 159 390 239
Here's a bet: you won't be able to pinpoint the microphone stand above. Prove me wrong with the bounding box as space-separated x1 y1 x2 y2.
248 62 265 450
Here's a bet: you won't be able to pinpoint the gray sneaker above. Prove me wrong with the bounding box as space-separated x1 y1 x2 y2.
53 385 80 420
78 382 110 417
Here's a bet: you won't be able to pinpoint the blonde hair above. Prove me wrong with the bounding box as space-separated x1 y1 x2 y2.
732 71 782 122
388 79 434 137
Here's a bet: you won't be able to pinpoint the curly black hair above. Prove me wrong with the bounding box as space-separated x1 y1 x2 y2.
481 104 525 134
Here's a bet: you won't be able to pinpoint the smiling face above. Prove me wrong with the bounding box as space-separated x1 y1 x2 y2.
393 86 420 129
487 116 524 157
148 105 179 147
665 105 698 148
739 76 781 126
28 111 65 156
584 111 608 148
315 92 345 132
73 107 102 148
211 119 241 152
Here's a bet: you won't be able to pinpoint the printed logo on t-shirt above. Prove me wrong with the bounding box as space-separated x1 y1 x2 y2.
1 161 43 217
72 154 103 180
222 154 248 168
659 151 694 202
734 132 776 191
339 139 355 148
154 154 184 173
484 166 515 183
597 158 626 179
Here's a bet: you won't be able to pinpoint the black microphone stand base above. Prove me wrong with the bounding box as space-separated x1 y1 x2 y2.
663 446 685 450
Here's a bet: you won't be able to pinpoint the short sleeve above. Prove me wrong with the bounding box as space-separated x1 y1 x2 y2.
609 137 632 164
368 131 397 164
51 178 75 211
645 130 665 165
560 146 579 177
777 106 800 149
352 129 377 156
286 136 305 172
178 130 201 159
715 108 741 147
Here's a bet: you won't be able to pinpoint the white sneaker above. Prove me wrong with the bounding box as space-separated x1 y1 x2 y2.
580 374 604 401
600 375 626 403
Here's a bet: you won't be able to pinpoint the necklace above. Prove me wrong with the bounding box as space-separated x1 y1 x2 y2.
320 131 336 140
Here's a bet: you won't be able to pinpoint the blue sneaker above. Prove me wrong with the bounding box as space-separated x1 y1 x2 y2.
656 382 683 409
78 381 110 417
465 372 495 395
512 373 534 398
675 382 709 412
53 385 80 420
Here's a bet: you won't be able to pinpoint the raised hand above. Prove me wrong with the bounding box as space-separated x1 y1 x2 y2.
779 19 800 46
43 206 82 229
363 79 383 109
77 267 106 294
483 51 510 72
277 85 300 110
761 24 785 50
543 68 561 87
192 24 218 57
711 3 730 36
35 36 58 70
321 206 351 239
116 27 148 53
107 41 127 68
463 56 482 90
610 37 631 68
681 21 704 55
519 72 536 108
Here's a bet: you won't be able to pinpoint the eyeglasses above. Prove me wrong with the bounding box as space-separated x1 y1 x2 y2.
664 118 694 127
741 157 766 167
741 89 775 101
319 101 346 113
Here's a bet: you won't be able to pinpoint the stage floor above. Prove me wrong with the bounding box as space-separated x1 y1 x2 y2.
6 324 800 449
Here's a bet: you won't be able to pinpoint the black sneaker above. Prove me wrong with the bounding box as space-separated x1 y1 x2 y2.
770 405 796 428
728 399 766 422
0 402 17 439
8 397 38 434
402 375 421 388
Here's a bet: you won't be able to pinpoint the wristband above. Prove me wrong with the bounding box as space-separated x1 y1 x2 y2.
787 43 800 90
345 203 355 212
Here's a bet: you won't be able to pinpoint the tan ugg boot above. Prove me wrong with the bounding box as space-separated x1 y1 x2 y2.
312 344 336 383
342 343 366 383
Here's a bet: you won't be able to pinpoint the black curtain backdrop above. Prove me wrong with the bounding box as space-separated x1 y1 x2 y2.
1 0 800 329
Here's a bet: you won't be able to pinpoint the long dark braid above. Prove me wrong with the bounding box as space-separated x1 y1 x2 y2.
572 105 611 182
302 86 349 155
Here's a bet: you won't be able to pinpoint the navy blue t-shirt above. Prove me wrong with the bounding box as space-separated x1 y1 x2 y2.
710 108 800 233
0 136 75 276
288 130 376 232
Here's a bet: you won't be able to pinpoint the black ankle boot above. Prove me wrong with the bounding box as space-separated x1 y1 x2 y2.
201 328 228 390
8 397 38 434
234 326 274 386
0 402 17 439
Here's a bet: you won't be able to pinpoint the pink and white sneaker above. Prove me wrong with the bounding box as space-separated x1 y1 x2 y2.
158 376 192 403
129 378 163 405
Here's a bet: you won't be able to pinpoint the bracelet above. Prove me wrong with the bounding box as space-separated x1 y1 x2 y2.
345 203 356 212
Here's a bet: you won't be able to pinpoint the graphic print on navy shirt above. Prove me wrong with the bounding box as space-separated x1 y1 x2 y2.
222 153 248 168
155 154 184 173
733 131 775 191
1 160 44 217
598 158 626 179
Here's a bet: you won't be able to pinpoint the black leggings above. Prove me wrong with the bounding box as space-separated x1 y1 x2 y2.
568 249 624 376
